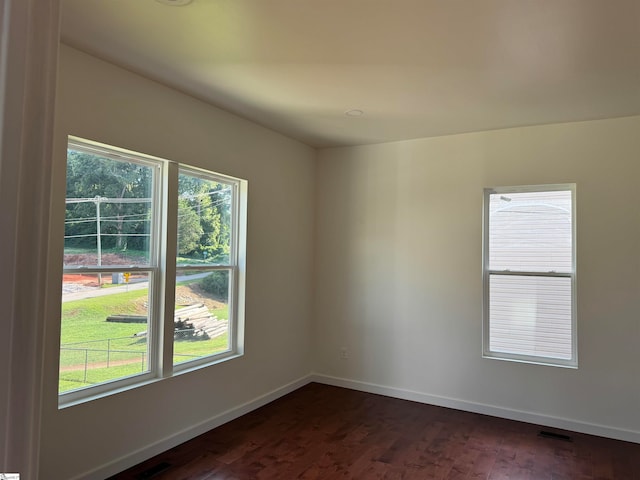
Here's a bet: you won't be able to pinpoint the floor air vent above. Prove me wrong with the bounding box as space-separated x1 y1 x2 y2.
538 430 572 442
135 461 172 479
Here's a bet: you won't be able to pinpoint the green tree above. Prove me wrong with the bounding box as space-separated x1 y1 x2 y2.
199 270 229 298
65 152 233 260
178 174 231 260
177 198 203 255
65 150 152 253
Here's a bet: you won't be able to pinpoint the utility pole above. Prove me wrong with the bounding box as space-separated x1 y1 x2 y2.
64 197 152 281
93 196 106 285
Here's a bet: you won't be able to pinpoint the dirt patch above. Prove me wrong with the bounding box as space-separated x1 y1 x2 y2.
175 283 225 311
60 357 143 373
64 253 138 266
115 284 223 315
62 273 100 287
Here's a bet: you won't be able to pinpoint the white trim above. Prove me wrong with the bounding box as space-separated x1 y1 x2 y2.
310 374 640 444
67 374 313 480
68 135 169 168
161 161 179 378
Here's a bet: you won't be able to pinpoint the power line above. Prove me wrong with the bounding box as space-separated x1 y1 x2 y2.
65 189 231 205
64 233 151 239
66 197 152 204
65 217 151 225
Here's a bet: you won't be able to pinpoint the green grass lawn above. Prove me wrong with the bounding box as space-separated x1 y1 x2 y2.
60 278 229 393
60 359 148 392
61 289 149 345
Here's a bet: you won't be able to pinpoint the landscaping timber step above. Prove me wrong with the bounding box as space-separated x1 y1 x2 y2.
134 304 227 339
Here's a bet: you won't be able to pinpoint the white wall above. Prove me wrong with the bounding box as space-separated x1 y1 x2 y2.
314 116 640 441
40 45 316 480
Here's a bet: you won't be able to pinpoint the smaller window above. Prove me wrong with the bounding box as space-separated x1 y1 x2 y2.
482 184 577 367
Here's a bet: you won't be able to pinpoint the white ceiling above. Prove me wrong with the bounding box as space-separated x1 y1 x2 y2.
60 0 640 148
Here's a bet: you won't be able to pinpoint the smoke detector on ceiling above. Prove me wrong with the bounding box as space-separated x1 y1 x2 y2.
155 0 193 6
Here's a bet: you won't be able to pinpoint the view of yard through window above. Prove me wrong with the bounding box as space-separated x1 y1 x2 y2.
60 270 230 392
60 143 236 394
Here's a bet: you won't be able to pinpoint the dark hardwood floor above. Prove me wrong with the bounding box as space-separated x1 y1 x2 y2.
109 383 640 479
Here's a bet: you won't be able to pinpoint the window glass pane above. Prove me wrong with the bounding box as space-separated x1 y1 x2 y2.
59 272 151 393
177 170 233 266
489 274 572 360
173 268 231 365
65 148 154 267
489 190 572 273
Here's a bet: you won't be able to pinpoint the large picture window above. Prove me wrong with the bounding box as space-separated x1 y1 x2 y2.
59 137 246 403
482 184 576 367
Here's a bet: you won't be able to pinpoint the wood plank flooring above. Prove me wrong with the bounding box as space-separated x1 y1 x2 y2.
109 383 640 479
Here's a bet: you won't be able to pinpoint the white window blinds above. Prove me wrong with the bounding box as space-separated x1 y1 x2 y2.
483 186 576 366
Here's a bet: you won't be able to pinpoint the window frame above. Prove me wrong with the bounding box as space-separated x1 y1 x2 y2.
172 165 242 371
482 183 577 368
59 136 247 406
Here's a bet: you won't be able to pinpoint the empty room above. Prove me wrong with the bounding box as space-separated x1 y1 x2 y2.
1 1 639 479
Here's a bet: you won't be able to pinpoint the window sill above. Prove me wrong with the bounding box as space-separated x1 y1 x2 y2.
58 351 244 409
482 352 578 369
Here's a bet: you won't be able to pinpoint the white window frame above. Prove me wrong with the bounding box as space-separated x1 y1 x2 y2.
59 136 247 406
482 183 577 368
172 165 243 372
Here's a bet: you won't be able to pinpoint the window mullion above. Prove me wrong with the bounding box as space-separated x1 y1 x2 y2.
62 266 153 274
230 183 239 266
159 162 179 378
147 161 165 380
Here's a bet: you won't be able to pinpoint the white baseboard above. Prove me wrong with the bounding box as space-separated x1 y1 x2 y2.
72 374 314 480
310 373 640 445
